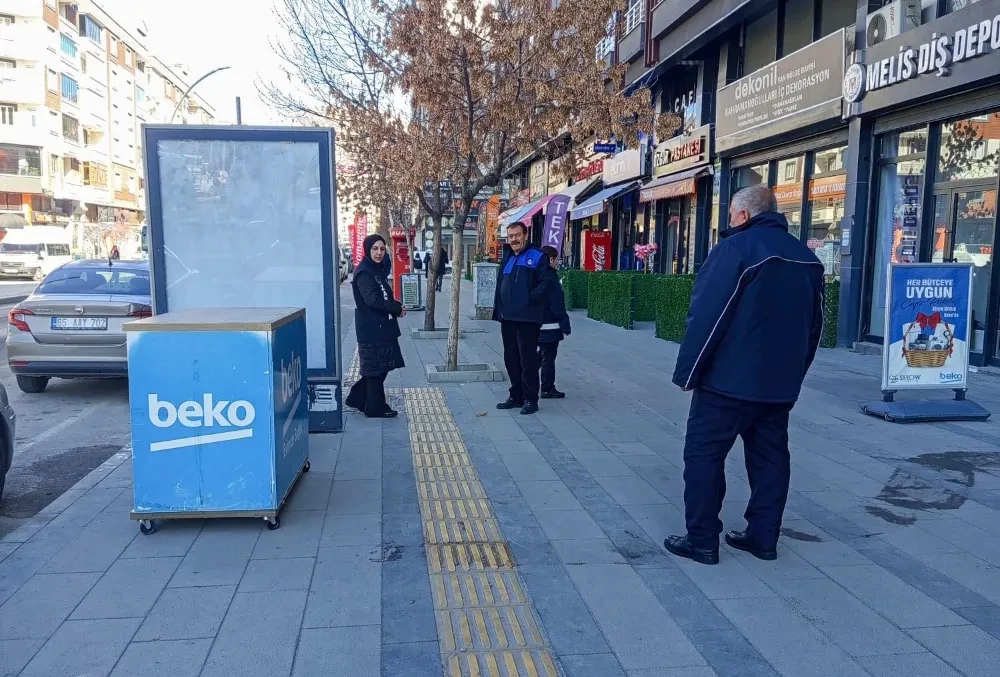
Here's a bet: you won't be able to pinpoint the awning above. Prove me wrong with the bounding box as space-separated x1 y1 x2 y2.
639 165 712 203
518 194 555 223
499 200 539 227
553 176 602 209
569 181 639 221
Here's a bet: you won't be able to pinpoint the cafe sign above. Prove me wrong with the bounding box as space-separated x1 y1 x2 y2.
653 124 711 178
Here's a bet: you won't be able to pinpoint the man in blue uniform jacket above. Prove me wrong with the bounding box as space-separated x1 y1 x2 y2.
493 222 553 415
664 185 825 566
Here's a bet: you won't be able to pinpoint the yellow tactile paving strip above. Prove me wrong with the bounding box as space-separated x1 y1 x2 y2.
403 388 561 677
345 347 360 387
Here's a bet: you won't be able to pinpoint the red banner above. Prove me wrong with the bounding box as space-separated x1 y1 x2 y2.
351 213 367 266
582 230 612 271
389 227 410 300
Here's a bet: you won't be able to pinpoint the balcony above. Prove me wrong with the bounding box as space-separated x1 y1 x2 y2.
0 68 44 105
0 23 46 62
0 143 43 194
0 121 49 148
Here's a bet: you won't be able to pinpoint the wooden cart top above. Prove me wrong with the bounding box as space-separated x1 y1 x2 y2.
124 307 305 332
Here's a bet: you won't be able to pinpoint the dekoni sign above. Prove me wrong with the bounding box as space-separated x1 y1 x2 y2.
848 3 1000 115
716 29 845 151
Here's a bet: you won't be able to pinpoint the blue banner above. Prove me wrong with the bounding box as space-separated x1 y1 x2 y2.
882 263 973 390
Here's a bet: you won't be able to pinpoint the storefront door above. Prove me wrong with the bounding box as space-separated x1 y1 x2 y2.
930 186 996 358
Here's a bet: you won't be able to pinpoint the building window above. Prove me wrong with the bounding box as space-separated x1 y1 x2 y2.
47 69 58 93
937 116 1000 183
775 156 805 238
61 74 78 103
868 128 928 338
0 144 42 176
79 15 102 43
806 145 848 280
743 9 778 74
62 113 79 140
821 0 857 38
733 163 769 191
0 104 14 125
781 0 814 56
60 34 77 58
49 154 58 177
136 87 145 102
80 54 87 73
64 157 80 174
61 4 78 25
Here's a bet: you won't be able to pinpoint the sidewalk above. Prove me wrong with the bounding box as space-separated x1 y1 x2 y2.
2 276 1000 677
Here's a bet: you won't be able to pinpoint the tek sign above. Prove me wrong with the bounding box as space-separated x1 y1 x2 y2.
846 11 1000 103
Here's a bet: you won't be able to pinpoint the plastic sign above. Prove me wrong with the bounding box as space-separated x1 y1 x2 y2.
881 262 973 391
147 394 256 451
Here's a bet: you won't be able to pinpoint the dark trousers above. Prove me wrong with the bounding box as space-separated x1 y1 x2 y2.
683 389 793 550
538 342 559 392
435 272 443 291
501 321 540 403
344 373 389 417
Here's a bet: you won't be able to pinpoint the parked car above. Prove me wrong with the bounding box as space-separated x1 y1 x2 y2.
0 382 14 502
6 259 151 394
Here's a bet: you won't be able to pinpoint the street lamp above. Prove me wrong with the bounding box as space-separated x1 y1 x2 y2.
169 66 231 124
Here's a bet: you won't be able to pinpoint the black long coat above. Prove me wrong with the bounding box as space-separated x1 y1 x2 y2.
352 258 406 377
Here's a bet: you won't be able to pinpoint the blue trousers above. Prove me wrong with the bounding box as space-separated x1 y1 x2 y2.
683 389 793 550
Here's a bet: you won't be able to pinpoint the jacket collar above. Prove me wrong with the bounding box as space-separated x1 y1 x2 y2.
720 210 789 239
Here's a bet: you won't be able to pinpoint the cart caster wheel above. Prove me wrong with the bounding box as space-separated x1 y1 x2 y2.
303 461 311 473
265 516 280 530
139 520 157 535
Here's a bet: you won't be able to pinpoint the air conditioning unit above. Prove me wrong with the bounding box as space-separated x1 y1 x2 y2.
866 0 921 47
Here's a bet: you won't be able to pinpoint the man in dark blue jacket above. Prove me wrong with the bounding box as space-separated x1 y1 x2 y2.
538 246 571 399
493 222 553 415
664 185 825 566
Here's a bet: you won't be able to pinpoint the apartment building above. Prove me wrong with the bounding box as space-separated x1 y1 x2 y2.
0 0 214 251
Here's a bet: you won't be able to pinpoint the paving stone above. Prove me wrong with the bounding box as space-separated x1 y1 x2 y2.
0 572 100 640
382 472 419 515
534 510 607 541
380 545 438 644
502 453 561 481
38 510 138 574
570 452 637 478
284 472 334 511
728 545 825 583
119 520 203 559
238 558 316 593
292 626 379 677
627 669 719 677
516 480 584 511
908 624 1000 677
715 597 870 677
911 551 1000 606
633 566 732 634
820 564 966 629
778 577 924 657
552 538 627 565
200 590 307 677
566 564 706 670
72 556 181 620
134 585 236 641
859 544 994 610
327 479 382 515
560 653 627 677
303 546 380 628
110 638 213 677
857 652 965 677
954 604 1000 641
381 640 442 677
19 617 140 677
168 520 260 587
685 629 779 677
0 638 44 677
518 564 611 656
606 443 656 457
596 476 669 506
252 509 325 560
674 555 775 601
334 448 382 480
0 543 19 563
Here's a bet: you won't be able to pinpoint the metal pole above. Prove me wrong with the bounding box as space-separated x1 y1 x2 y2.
236 96 242 124
169 66 231 124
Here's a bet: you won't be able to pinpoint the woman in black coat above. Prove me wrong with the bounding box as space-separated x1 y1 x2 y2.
345 234 406 418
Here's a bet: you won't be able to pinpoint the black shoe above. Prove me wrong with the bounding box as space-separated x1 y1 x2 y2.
663 535 719 565
540 389 565 399
520 401 539 415
367 409 399 419
725 530 777 561
497 398 524 410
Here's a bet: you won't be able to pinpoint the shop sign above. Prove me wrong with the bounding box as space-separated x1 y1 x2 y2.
847 4 1000 114
716 29 845 151
808 175 846 199
529 159 548 200
640 178 695 203
603 147 646 185
881 263 972 391
541 195 570 254
652 124 711 178
593 142 617 154
576 159 604 182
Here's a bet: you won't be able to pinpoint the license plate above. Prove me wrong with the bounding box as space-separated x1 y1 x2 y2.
2 268 18 274
51 317 108 331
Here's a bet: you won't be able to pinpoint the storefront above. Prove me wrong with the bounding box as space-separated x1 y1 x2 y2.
846 2 1000 366
598 144 648 270
640 124 712 274
566 141 611 268
715 29 848 277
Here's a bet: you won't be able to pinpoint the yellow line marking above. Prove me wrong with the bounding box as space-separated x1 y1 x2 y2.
403 388 560 677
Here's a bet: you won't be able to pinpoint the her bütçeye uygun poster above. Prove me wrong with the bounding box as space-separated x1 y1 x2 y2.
882 263 973 391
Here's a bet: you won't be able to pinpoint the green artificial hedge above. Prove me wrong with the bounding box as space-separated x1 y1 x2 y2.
821 280 840 349
560 269 590 310
587 272 635 329
632 273 663 322
654 275 696 342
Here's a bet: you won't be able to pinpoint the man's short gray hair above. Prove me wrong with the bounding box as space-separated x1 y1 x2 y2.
731 185 778 218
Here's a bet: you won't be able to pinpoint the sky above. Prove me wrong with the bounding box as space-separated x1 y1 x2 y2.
98 0 292 124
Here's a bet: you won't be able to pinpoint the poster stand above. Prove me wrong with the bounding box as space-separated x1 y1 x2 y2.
862 262 990 423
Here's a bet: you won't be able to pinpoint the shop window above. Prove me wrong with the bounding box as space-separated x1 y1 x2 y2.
868 129 927 338
775 156 804 238
743 9 778 74
781 0 814 56
937 114 1000 183
806 145 847 279
733 163 769 191
820 0 856 38
0 144 41 176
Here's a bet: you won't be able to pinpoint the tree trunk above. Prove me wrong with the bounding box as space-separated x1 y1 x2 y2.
446 208 469 371
423 213 444 331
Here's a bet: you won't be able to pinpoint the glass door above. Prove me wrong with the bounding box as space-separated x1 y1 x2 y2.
931 187 997 356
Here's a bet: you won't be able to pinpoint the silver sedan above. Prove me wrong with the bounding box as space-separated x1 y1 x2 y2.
6 259 151 393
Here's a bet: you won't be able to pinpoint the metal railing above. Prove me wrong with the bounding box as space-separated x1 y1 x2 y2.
624 1 645 35
595 35 615 59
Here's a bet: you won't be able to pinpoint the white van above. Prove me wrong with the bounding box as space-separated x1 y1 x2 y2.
0 226 73 281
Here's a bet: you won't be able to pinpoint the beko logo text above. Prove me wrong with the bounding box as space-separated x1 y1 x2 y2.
148 394 256 452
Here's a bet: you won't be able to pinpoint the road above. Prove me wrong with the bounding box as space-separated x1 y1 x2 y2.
0 281 130 537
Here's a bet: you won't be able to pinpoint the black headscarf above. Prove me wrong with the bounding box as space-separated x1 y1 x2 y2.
356 234 391 278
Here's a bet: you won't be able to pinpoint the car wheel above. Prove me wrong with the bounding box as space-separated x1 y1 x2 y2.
32 268 44 282
16 376 49 394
